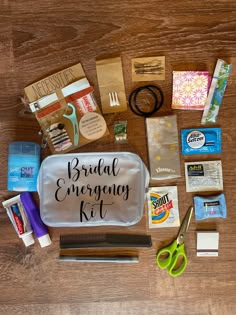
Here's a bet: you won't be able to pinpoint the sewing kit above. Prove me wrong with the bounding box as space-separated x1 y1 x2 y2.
25 64 109 154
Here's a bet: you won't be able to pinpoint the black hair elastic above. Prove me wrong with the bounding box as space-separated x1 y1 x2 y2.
128 85 164 117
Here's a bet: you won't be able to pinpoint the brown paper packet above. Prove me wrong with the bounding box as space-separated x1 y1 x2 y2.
96 57 127 114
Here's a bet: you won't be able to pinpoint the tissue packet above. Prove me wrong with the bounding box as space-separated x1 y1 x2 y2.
194 194 227 220
181 127 222 155
146 115 181 180
147 186 180 228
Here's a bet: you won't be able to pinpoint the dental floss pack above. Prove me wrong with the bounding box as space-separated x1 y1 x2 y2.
181 127 222 155
8 142 40 192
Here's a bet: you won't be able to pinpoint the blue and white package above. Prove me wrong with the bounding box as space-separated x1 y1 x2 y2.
181 127 222 155
194 193 227 220
8 142 40 192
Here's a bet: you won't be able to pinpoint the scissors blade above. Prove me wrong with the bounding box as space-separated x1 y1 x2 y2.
176 206 193 246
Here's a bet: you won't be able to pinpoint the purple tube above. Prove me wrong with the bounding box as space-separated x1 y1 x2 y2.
20 192 52 247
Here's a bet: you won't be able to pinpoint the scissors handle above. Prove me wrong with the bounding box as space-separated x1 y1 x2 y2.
156 240 188 277
156 240 178 269
168 243 188 277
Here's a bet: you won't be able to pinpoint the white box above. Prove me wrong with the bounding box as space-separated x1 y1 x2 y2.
197 231 219 257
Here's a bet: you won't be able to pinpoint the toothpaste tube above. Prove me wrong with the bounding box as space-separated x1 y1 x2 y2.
2 195 35 246
20 192 52 248
181 127 222 155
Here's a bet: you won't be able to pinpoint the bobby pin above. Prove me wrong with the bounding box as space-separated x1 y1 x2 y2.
134 60 161 69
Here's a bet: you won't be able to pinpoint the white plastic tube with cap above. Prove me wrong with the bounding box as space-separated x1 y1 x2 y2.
20 192 52 247
2 195 35 247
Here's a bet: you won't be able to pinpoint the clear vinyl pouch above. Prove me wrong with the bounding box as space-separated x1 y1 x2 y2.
37 152 150 227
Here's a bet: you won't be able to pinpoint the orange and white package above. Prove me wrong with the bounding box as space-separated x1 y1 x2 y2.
147 186 180 228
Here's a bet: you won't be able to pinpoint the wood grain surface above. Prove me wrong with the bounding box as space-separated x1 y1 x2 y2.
1 1 236 314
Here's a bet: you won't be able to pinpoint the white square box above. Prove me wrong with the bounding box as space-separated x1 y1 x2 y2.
197 231 219 257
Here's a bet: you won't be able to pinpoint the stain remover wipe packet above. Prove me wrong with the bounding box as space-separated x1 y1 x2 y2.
147 186 180 228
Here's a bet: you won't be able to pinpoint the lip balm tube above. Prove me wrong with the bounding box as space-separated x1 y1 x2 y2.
2 195 35 247
20 192 52 247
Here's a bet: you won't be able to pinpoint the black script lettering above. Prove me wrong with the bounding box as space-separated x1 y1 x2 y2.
55 178 67 201
79 200 97 222
93 200 108 219
68 158 80 181
79 200 110 222
67 157 121 182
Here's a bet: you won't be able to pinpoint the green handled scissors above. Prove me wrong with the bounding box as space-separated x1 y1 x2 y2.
156 206 193 277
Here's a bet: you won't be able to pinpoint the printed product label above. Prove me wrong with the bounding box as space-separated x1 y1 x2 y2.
187 131 205 149
187 164 204 176
185 160 223 192
147 186 180 228
79 112 107 140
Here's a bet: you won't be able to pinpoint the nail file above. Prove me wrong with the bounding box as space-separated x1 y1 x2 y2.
60 234 152 249
58 255 139 263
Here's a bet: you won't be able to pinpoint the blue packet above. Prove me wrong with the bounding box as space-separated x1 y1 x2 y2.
181 127 222 155
8 142 40 192
194 194 227 220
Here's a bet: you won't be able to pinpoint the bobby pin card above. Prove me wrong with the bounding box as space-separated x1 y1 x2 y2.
132 56 165 82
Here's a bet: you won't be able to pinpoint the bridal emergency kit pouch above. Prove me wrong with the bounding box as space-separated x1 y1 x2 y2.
38 152 150 227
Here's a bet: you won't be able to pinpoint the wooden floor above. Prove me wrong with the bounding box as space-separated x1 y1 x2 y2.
1 1 236 314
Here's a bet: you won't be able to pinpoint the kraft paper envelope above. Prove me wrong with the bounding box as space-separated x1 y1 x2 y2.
96 57 127 114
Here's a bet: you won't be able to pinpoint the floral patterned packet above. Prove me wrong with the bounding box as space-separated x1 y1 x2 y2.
172 71 209 110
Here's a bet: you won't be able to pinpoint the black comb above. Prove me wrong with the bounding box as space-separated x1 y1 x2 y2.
60 233 152 249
